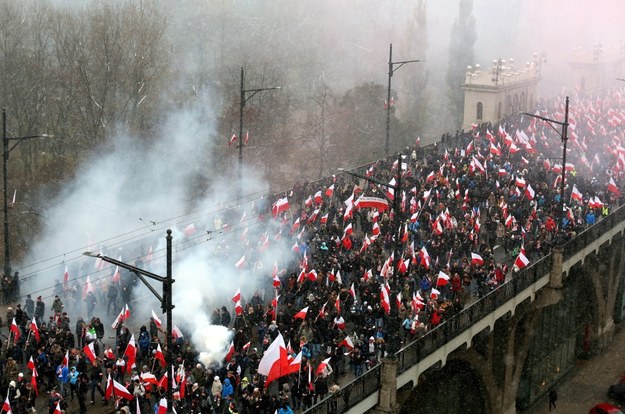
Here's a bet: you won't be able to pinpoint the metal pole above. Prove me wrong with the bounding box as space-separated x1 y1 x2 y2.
559 96 569 242
238 67 245 199
385 44 393 157
3 109 10 277
165 229 174 412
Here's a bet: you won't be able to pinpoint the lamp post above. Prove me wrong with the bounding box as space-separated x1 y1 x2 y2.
385 44 423 156
523 96 570 242
84 229 175 412
3 108 53 276
238 67 280 198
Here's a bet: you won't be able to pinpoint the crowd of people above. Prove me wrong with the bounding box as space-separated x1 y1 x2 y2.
2 88 625 414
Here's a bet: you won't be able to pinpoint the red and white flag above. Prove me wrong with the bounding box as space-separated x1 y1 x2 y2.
124 334 137 373
30 317 40 342
525 184 535 200
225 341 235 362
571 185 583 202
157 398 168 414
63 265 70 289
106 373 134 400
183 223 196 237
234 300 243 316
62 350 69 369
380 284 390 314
234 255 246 269
83 342 96 364
10 318 20 342
3 396 12 414
257 333 289 388
436 271 450 287
430 288 441 300
340 336 354 351
151 310 162 328
608 177 621 196
471 253 484 266
316 357 332 377
294 306 309 320
514 251 530 270
155 343 166 367
232 288 241 303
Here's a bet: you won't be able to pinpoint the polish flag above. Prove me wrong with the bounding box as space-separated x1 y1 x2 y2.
257 333 289 388
2 396 12 414
471 253 484 266
372 222 381 235
232 288 241 303
83 342 96 364
82 275 95 300
62 350 69 369
124 334 137 373
436 271 450 287
515 176 526 187
273 272 281 288
340 336 354 351
380 284 390 314
140 372 158 386
287 351 302 374
151 310 162 329
53 402 62 414
172 326 184 339
334 316 346 330
155 343 166 367
320 213 328 224
183 223 196 237
294 306 309 320
344 223 353 236
335 297 341 313
27 356 35 371
106 373 134 400
525 184 535 200
272 197 290 217
490 142 501 156
10 318 20 342
104 347 115 360
30 317 40 342
395 292 403 309
430 288 441 300
235 255 246 269
349 283 356 300
314 191 323 204
243 341 251 352
420 247 431 269
234 300 243 316
228 133 237 146
426 171 435 183
30 366 38 396
316 357 332 376
123 303 130 321
514 251 530 270
571 185 583 202
157 398 168 414
307 269 318 282
112 265 121 283
608 177 621 195
325 184 334 197
63 265 70 289
112 306 126 329
412 292 424 311
225 341 235 362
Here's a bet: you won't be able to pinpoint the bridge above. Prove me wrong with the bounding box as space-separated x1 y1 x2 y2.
303 202 625 413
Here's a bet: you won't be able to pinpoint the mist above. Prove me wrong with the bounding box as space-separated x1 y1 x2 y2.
13 0 625 363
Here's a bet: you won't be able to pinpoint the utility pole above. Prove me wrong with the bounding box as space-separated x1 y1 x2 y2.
385 44 424 157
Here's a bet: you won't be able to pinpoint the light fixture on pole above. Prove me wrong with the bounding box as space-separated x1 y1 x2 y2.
523 96 570 243
238 67 280 199
3 108 53 276
385 43 423 157
84 229 175 413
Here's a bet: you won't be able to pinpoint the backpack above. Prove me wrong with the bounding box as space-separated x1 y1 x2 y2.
138 331 150 351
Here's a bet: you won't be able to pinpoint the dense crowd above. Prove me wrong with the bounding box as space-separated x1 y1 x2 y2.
1 88 625 414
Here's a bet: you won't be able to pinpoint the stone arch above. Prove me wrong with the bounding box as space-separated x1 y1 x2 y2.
400 358 491 414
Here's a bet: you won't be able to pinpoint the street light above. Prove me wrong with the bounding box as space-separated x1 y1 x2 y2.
385 43 423 156
238 67 280 198
84 229 175 413
523 96 570 242
3 108 53 276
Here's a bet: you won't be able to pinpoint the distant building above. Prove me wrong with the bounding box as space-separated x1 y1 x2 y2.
568 44 625 93
461 55 543 131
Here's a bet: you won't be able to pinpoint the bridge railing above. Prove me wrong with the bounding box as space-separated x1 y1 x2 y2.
302 204 625 414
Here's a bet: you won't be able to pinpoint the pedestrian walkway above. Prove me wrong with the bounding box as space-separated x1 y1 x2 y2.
523 325 625 413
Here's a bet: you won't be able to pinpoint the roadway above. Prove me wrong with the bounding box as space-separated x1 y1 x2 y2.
522 325 625 414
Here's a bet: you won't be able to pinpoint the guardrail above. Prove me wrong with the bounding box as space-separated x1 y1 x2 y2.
303 203 625 414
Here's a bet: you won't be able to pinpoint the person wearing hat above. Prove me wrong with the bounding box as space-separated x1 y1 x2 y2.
35 296 45 325
24 294 34 318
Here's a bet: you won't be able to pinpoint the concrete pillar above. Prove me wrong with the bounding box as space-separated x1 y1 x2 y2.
550 246 564 288
373 357 398 414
